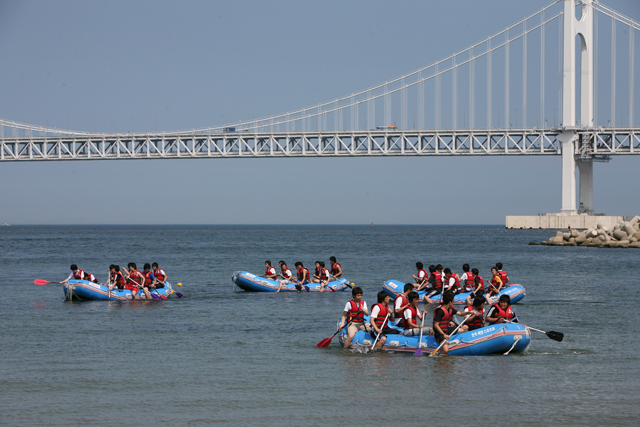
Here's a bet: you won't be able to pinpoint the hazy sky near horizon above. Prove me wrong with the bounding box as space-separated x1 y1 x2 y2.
1 0 639 225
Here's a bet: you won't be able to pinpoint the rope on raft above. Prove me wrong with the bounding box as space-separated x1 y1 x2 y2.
503 336 522 355
66 283 76 301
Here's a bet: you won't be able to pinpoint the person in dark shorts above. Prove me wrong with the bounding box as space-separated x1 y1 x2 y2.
432 291 479 354
463 297 486 331
403 291 433 337
369 291 397 349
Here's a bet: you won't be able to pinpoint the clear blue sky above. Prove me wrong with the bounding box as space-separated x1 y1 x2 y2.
0 0 639 224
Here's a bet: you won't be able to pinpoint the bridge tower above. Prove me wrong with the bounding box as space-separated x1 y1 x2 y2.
560 0 594 215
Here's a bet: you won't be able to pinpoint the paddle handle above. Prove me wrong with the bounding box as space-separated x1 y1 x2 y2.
370 313 390 351
525 325 546 334
415 310 426 354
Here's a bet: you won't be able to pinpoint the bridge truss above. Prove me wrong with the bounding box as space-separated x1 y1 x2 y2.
0 128 637 161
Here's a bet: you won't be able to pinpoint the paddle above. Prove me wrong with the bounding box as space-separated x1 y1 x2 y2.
316 328 343 348
169 290 184 298
370 313 390 351
526 325 564 342
414 309 426 356
429 314 472 357
34 279 57 285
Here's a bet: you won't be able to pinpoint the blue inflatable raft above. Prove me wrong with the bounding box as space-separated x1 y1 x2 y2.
339 319 531 355
382 280 526 304
233 271 350 292
63 280 176 301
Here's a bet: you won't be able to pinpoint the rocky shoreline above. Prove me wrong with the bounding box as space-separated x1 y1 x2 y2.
540 216 640 248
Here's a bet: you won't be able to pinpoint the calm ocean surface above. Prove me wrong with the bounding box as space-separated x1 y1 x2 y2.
1 225 638 426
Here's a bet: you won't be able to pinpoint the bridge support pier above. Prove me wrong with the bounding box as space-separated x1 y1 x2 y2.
577 159 594 215
560 0 595 216
560 131 577 215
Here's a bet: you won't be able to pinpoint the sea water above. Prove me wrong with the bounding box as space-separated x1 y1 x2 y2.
0 225 638 426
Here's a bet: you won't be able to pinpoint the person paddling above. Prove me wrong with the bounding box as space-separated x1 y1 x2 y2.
318 261 331 292
124 262 149 299
460 264 474 293
393 283 414 327
329 256 342 279
106 265 125 291
463 297 486 331
369 291 396 349
442 268 461 295
424 264 444 303
496 262 510 286
486 294 518 324
433 291 475 354
276 260 293 292
403 291 432 336
338 286 370 349
264 261 278 281
312 261 322 283
142 263 157 293
151 262 167 289
489 267 503 296
465 269 485 305
412 262 428 291
60 264 97 284
294 261 310 292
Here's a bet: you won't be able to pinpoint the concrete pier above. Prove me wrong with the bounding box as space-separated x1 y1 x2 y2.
506 214 628 230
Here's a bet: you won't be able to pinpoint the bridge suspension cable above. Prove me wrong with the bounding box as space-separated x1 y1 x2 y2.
0 0 637 138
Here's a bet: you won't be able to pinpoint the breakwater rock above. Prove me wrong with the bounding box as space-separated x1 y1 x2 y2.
541 216 640 248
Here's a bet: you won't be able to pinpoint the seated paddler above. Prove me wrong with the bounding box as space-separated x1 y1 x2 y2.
486 294 518 325
369 291 396 349
338 286 370 349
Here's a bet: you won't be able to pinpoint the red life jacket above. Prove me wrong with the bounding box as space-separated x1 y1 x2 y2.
73 269 85 280
445 274 460 291
297 267 310 282
85 272 98 283
475 275 485 292
490 274 502 293
331 262 341 276
320 268 330 281
281 267 292 280
347 300 365 323
314 267 321 277
113 272 125 289
265 266 276 277
490 304 515 322
143 270 154 286
464 273 475 291
434 304 454 332
372 303 389 329
153 268 166 283
394 295 408 326
417 269 428 283
127 270 143 287
465 305 485 328
432 271 443 290
404 306 419 330
499 270 508 284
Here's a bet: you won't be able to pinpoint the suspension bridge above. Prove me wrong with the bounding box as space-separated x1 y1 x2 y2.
1 0 639 224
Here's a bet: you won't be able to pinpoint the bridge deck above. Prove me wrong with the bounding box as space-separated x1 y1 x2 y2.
0 128 638 161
